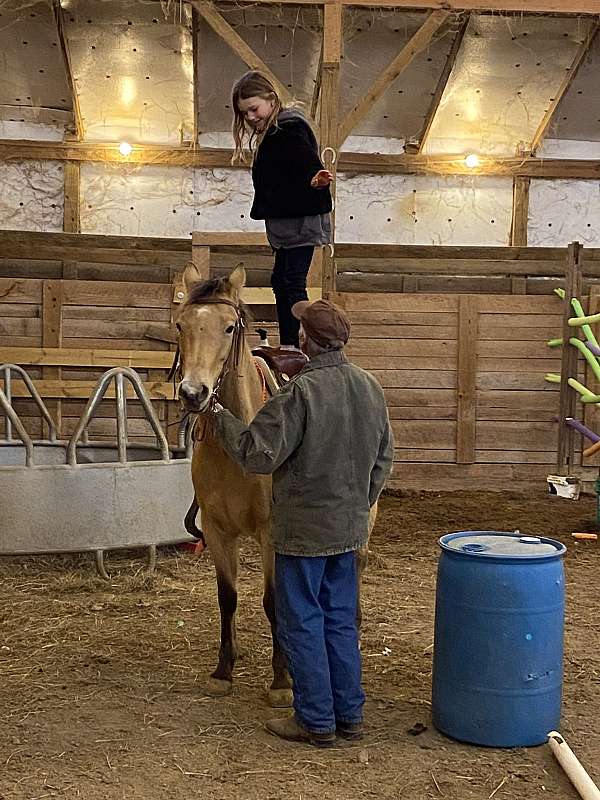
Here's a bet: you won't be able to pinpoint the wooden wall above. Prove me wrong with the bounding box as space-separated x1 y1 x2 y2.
1 231 598 490
333 291 593 491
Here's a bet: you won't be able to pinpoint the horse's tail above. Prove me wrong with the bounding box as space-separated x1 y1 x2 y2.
184 498 206 550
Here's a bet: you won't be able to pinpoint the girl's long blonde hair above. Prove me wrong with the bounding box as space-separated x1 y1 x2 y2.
231 71 283 165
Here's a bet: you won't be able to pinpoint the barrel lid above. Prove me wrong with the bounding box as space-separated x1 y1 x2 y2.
439 531 566 558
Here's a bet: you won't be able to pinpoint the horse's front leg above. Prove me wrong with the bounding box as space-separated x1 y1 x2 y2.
260 536 293 708
204 528 239 697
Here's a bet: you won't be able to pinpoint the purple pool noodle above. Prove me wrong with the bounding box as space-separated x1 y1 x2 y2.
562 416 600 443
585 340 600 356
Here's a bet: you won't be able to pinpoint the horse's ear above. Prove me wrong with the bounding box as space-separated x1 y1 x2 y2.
227 263 246 298
182 262 203 296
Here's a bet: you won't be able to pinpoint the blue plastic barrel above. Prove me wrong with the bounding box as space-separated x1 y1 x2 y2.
431 531 566 747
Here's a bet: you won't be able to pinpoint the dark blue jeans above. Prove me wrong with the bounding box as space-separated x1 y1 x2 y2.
275 551 365 734
271 246 314 346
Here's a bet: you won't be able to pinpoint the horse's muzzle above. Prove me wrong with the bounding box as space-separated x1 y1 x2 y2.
179 381 211 412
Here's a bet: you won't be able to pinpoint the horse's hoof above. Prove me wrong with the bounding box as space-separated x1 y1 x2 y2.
205 677 233 697
267 687 293 708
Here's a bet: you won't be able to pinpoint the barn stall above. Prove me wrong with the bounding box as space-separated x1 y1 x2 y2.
1 1 600 798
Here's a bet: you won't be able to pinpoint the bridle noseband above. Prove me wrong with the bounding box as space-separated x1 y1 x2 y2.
169 297 246 413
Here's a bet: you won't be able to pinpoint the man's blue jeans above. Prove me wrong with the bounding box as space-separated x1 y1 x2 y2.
274 550 365 734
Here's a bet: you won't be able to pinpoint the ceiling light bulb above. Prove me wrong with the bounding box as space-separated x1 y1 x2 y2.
465 153 480 169
119 141 133 157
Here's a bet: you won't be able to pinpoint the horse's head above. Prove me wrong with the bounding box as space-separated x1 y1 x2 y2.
175 263 249 412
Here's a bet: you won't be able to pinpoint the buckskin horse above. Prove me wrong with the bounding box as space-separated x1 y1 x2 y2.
174 262 372 706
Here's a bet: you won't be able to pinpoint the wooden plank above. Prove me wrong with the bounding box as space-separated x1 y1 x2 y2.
478 389 559 410
391 419 456 449
191 1 292 106
557 242 583 473
0 347 174 369
338 11 450 145
478 340 559 358
530 22 600 155
417 15 469 153
51 0 84 139
0 278 43 303
370 370 456 389
42 280 63 437
336 257 565 275
347 339 456 356
510 177 530 247
7 379 175 401
338 0 600 10
6 139 600 179
192 231 268 247
62 281 171 308
334 292 460 311
456 295 478 463
0 229 191 253
334 243 593 261
477 421 556 452
350 323 457 338
383 388 456 407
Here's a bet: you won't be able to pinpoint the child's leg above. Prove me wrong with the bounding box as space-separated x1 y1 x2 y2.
270 246 314 346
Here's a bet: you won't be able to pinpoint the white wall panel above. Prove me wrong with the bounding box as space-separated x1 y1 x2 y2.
529 179 600 247
80 163 194 237
0 161 63 232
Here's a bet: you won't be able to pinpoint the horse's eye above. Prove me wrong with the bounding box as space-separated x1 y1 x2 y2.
225 325 235 334
175 322 182 332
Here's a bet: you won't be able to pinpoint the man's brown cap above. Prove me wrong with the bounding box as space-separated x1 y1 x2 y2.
291 299 351 349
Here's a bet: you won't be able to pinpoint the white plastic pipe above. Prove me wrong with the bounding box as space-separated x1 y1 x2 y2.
548 731 600 800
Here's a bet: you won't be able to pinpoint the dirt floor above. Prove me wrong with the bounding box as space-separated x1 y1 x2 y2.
1 490 599 800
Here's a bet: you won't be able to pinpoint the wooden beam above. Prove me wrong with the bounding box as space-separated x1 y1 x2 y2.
556 242 583 474
7 139 600 178
41 280 63 436
190 0 292 106
51 0 84 140
191 5 200 144
417 15 469 154
456 295 478 464
530 22 600 155
188 0 600 12
311 39 324 122
320 3 342 295
7 379 176 401
510 177 530 246
338 10 450 146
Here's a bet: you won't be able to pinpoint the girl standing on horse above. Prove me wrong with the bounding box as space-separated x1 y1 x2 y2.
232 71 333 350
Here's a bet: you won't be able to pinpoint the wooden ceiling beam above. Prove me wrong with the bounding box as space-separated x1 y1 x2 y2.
416 14 469 154
51 0 84 140
190 0 292 106
530 21 600 155
4 140 600 179
338 10 450 146
185 0 600 13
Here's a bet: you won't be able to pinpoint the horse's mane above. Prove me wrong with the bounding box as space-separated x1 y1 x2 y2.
186 277 253 327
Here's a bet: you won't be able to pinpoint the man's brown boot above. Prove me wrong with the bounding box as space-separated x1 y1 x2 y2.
336 721 363 741
266 714 336 748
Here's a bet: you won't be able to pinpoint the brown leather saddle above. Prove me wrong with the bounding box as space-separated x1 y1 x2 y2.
251 346 308 384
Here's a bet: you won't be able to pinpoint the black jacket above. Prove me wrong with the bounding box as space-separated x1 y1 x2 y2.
250 110 333 220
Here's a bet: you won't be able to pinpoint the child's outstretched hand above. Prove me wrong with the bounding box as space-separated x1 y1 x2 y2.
310 169 333 188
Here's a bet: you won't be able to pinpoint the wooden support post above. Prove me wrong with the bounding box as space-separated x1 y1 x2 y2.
191 5 200 145
42 281 63 438
557 241 583 474
320 3 342 296
62 160 80 279
510 176 530 247
456 294 478 464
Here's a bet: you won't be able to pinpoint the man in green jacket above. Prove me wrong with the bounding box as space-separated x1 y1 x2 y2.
212 298 394 747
